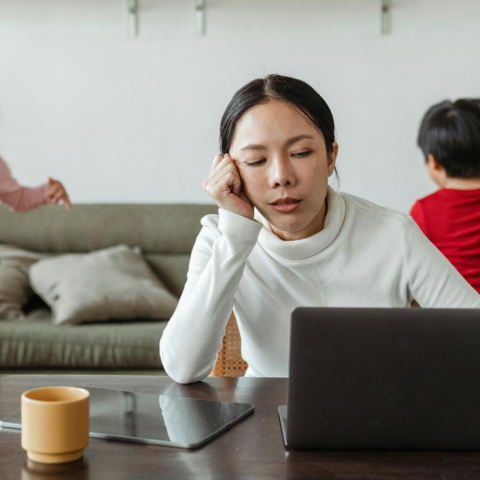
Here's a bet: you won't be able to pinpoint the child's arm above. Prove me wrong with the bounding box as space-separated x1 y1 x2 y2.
0 157 70 211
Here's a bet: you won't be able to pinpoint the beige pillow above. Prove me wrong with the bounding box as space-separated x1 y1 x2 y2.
0 245 47 320
29 245 178 326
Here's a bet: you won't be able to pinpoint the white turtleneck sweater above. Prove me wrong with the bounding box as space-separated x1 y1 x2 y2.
160 188 480 384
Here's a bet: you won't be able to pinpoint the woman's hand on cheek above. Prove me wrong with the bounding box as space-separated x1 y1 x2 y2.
203 154 254 220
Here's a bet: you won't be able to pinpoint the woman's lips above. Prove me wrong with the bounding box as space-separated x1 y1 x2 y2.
269 198 302 213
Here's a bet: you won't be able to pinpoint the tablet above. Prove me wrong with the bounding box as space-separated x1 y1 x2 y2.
0 386 254 449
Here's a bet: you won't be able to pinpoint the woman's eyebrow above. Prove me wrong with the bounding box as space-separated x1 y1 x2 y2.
284 134 314 147
240 134 314 152
240 143 266 152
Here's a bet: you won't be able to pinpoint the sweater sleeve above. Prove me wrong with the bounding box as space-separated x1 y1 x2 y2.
0 158 48 212
160 209 263 384
401 216 480 307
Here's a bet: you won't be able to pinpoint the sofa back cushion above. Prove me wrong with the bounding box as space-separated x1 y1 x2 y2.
0 245 48 319
29 245 179 325
0 203 217 297
0 204 217 253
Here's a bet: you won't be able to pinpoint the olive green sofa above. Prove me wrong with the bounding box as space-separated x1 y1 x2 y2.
0 203 217 373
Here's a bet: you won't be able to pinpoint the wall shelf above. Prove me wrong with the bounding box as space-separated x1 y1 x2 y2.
124 0 392 39
126 0 138 38
195 0 205 36
381 0 391 34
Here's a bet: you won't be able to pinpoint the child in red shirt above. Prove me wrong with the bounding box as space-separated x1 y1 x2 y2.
410 99 480 293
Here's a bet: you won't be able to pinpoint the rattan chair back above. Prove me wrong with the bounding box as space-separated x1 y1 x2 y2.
210 312 248 377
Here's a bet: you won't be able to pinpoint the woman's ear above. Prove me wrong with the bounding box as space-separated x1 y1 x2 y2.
327 142 339 176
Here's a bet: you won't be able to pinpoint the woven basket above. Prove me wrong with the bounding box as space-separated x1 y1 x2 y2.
210 312 248 377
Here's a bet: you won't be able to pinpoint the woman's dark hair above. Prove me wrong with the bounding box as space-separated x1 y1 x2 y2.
418 99 480 179
220 74 336 156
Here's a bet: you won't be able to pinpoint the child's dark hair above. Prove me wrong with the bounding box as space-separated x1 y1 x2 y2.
418 99 480 179
220 74 336 156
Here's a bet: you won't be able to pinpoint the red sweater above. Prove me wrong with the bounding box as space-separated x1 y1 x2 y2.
410 188 480 293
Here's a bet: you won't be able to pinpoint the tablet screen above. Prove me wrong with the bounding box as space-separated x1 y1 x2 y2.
0 386 254 449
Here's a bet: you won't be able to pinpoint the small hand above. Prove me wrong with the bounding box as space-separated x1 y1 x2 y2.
203 154 254 220
47 177 71 210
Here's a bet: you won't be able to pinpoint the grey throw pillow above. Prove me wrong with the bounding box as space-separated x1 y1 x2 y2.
29 245 178 326
0 245 47 320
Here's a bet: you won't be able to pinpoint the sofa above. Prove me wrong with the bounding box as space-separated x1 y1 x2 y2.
0 203 217 373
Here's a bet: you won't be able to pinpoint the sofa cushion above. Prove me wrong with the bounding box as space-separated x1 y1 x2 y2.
145 254 191 298
29 245 178 326
0 307 166 369
0 245 46 320
0 203 218 255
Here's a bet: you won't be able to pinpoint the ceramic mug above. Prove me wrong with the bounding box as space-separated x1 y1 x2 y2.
21 386 90 464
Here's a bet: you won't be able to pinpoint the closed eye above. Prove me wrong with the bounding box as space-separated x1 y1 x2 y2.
245 159 266 166
292 150 312 158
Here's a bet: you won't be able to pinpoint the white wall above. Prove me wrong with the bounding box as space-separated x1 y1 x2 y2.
0 0 479 213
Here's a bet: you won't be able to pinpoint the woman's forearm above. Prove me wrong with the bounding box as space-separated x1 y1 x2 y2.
160 210 262 384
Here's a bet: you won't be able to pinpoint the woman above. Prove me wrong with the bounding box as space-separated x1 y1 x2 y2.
160 75 480 384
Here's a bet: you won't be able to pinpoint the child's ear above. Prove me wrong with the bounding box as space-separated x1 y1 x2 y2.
427 154 442 172
426 154 447 188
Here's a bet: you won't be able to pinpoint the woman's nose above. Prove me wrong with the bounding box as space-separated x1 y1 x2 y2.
269 157 297 188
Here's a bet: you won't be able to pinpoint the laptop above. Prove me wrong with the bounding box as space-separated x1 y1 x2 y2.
279 307 480 450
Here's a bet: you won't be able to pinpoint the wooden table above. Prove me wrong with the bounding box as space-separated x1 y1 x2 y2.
1 375 480 479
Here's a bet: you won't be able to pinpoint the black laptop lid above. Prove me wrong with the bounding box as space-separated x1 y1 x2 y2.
287 307 480 450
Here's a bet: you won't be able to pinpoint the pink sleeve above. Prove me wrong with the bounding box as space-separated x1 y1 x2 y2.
0 157 48 212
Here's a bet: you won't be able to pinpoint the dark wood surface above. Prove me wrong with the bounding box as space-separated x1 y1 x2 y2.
1 375 480 479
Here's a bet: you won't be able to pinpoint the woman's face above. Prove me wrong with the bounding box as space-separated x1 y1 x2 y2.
229 100 338 241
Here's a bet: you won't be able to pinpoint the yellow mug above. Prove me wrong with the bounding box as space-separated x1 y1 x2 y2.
21 386 90 464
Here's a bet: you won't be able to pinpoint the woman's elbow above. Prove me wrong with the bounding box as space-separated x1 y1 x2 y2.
169 369 209 385
162 361 210 385
159 342 211 384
